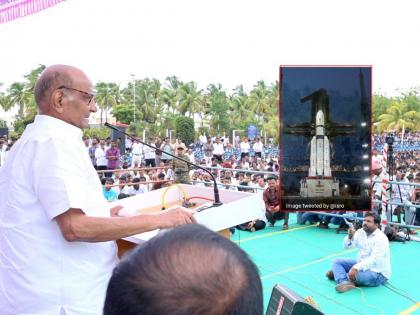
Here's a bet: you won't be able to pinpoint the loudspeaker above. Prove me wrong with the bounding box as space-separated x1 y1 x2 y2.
265 284 324 315
0 128 8 137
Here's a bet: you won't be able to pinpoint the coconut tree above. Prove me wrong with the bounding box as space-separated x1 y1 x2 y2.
0 83 13 112
136 79 160 124
95 82 119 125
377 101 419 139
8 82 29 118
160 87 178 114
206 83 229 134
264 115 280 144
177 82 202 118
229 85 251 126
248 80 271 124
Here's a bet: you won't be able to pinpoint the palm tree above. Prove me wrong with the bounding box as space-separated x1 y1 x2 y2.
166 76 182 91
24 65 46 92
377 100 419 135
160 87 178 114
268 80 279 110
0 93 13 112
0 83 13 112
137 79 160 124
8 82 29 118
248 80 271 124
197 94 211 129
265 115 280 143
206 83 229 134
178 82 202 118
95 82 119 125
229 85 251 125
163 76 182 114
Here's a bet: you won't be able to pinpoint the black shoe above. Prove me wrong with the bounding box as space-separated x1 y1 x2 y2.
318 222 329 229
266 211 275 227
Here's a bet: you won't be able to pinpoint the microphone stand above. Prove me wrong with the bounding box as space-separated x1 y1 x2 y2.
105 122 223 207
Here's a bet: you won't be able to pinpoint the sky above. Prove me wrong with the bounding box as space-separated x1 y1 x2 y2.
1 0 420 96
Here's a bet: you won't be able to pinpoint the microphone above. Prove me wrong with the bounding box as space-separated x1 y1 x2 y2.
104 122 222 207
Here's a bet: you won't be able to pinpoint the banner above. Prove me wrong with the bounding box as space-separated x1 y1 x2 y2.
280 66 372 211
0 0 64 24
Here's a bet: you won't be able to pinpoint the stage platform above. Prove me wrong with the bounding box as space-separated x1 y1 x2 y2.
232 213 420 315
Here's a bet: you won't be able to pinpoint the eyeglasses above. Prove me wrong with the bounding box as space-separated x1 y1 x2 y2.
57 86 96 105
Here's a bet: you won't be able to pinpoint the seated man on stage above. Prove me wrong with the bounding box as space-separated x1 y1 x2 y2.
263 176 289 230
104 224 263 315
326 212 391 293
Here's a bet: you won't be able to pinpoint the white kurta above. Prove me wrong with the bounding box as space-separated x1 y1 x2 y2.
0 115 118 315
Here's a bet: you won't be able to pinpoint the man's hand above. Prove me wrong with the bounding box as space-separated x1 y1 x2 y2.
110 205 124 217
348 268 358 282
157 206 197 229
348 226 356 239
247 221 255 229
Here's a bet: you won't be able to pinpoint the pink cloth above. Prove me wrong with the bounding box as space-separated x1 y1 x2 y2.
0 0 64 24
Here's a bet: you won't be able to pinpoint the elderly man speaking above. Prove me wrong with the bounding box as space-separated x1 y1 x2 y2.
0 65 195 315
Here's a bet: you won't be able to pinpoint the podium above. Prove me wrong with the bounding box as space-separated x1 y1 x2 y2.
109 184 262 257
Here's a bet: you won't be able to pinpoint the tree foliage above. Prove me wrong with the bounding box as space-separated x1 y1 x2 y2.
2 65 420 139
83 127 111 140
377 101 419 132
0 119 7 128
175 116 194 146
111 104 140 125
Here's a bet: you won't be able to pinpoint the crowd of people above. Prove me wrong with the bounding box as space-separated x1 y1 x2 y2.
373 131 420 151
75 133 287 230
2 127 419 234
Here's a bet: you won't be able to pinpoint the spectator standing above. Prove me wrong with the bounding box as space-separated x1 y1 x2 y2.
172 144 191 184
240 137 250 159
213 137 224 162
155 135 163 166
88 137 98 169
144 138 156 167
106 140 120 177
131 139 143 166
253 137 263 158
95 139 108 175
202 137 214 165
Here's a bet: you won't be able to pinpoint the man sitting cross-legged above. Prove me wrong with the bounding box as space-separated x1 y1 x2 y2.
326 212 391 293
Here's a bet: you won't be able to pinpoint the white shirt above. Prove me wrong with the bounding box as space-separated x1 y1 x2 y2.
240 141 250 153
95 146 108 167
0 115 118 315
343 228 391 279
128 185 147 195
213 143 224 155
131 142 143 155
143 144 156 159
253 141 263 153
117 185 131 195
125 137 132 149
187 153 195 164
372 171 387 198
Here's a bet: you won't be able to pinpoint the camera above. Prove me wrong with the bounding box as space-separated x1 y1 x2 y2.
385 136 394 145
